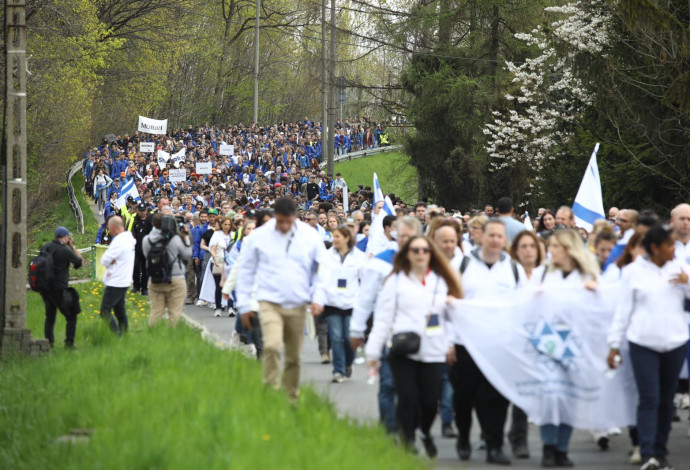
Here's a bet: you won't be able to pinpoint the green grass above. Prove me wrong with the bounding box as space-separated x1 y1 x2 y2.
1 283 425 470
336 151 419 204
28 172 100 280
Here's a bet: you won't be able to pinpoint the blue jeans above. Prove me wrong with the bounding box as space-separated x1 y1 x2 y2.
326 314 353 375
540 424 573 452
440 365 454 425
379 348 397 434
629 341 688 459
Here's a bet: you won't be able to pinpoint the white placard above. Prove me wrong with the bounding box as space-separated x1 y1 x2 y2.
139 142 155 153
168 169 187 182
219 144 234 156
138 116 168 135
195 162 213 174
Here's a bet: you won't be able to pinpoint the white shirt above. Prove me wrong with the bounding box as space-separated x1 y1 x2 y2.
101 231 136 288
235 219 328 313
675 238 690 265
365 271 452 363
324 246 367 310
607 256 690 352
350 248 396 337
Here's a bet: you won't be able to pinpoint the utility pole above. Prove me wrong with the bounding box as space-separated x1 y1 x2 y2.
321 0 328 163
1 0 46 357
252 0 260 124
326 0 336 176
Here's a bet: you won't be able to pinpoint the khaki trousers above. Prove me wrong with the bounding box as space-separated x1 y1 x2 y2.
148 278 187 327
258 301 307 401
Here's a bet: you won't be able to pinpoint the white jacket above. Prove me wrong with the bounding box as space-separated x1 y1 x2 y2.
607 256 690 352
101 230 136 288
365 271 452 363
324 246 367 310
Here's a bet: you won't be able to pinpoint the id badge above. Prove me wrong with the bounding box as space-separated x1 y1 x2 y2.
426 313 442 336
337 279 347 291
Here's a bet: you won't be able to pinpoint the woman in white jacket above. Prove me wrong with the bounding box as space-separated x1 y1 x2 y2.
607 224 690 470
365 235 462 457
539 229 599 467
324 225 367 383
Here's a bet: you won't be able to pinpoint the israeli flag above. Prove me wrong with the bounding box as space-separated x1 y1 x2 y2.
373 172 395 215
573 143 605 232
116 178 141 208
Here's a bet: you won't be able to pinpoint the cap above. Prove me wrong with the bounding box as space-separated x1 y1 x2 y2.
208 208 218 215
54 226 72 238
137 203 147 211
120 172 126 177
127 196 135 203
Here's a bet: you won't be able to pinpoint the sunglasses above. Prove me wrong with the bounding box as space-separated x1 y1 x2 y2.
409 247 431 254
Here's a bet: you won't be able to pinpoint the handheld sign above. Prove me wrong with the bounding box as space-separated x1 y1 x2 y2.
168 169 186 182
219 144 234 156
139 142 155 153
195 162 213 174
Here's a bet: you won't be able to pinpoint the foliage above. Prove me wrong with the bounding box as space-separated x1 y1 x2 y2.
1 282 424 470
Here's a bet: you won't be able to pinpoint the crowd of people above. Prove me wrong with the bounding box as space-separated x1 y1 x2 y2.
34 118 690 470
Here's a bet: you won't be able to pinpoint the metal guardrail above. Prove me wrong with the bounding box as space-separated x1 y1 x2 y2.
320 145 401 169
66 160 85 235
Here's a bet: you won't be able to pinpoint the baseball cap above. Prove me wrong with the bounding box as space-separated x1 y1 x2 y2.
137 203 147 211
120 172 126 177
54 226 72 238
127 196 135 203
208 208 218 215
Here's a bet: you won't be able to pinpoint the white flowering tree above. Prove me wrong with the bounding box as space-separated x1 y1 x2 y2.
483 1 610 202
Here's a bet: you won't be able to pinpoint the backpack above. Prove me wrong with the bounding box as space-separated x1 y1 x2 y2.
29 242 57 293
147 237 174 284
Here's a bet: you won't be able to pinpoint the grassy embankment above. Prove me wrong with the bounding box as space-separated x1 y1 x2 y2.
335 151 419 204
0 283 425 470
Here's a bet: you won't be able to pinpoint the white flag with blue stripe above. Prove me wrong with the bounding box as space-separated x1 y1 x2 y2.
373 172 395 215
573 143 605 232
116 178 141 208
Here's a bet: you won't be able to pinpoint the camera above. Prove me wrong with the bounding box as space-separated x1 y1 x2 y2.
160 215 187 238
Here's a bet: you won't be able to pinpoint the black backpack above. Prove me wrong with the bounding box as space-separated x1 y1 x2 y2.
147 237 174 284
29 242 57 293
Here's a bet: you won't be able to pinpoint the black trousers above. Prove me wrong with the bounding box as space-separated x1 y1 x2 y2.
451 345 509 450
100 286 128 335
132 252 148 291
212 274 223 310
508 404 528 447
42 290 77 346
389 355 444 446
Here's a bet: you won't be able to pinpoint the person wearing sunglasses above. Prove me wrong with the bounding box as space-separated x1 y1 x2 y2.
607 224 690 470
365 236 463 458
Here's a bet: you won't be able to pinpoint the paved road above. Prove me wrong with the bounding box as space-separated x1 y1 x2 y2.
183 305 690 469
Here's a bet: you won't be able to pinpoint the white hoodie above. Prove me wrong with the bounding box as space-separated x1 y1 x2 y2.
101 230 136 288
607 256 690 352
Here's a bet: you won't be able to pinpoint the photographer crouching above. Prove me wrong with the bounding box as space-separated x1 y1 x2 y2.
142 207 193 328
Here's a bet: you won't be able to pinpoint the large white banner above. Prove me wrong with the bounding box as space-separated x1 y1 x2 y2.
219 144 234 156
170 148 186 169
168 169 186 183
195 162 212 174
157 150 170 169
139 142 155 153
449 286 637 430
138 116 168 135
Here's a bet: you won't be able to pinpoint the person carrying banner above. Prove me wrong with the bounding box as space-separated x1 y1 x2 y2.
449 219 526 465
607 224 690 470
350 216 422 434
539 229 600 467
365 235 462 457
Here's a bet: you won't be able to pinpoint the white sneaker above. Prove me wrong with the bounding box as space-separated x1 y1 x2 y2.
247 344 257 357
680 393 690 410
227 307 236 317
608 427 622 436
214 309 222 317
195 300 205 307
640 457 660 470
208 303 216 310
229 331 240 349
629 446 641 464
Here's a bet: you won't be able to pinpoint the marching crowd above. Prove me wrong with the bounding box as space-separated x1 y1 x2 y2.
34 118 690 470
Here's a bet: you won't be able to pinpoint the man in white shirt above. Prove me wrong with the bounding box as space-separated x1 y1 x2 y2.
236 198 328 402
672 203 690 264
333 172 348 191
100 216 136 335
450 219 525 465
